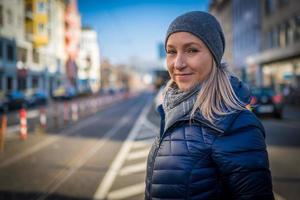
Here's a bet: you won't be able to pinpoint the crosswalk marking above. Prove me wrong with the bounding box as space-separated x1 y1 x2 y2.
93 100 153 199
143 119 159 132
107 182 145 200
274 192 286 200
136 131 157 140
119 162 147 176
131 138 154 149
127 149 150 160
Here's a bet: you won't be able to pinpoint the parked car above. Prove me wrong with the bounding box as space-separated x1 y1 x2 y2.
25 90 48 107
5 90 28 110
0 92 8 113
250 87 283 118
52 86 77 100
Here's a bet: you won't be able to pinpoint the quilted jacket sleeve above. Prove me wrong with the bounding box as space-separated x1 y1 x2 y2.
211 112 274 200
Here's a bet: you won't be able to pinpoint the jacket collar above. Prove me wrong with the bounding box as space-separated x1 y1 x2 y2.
157 76 252 136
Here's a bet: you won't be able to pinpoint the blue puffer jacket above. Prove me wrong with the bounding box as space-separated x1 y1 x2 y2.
145 77 274 200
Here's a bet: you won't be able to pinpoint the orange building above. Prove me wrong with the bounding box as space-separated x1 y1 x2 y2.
64 0 81 87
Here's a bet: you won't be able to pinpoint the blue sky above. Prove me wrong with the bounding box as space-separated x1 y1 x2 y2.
78 0 210 65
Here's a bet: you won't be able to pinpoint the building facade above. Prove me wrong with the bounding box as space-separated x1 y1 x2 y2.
0 0 33 92
41 0 66 96
247 0 300 96
210 0 234 72
77 27 101 93
64 0 81 89
232 0 262 82
210 0 262 82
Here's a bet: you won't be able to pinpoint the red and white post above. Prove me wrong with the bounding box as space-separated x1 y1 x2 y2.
19 108 27 140
39 107 47 129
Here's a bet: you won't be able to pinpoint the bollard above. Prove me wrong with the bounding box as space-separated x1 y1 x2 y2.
53 104 59 128
79 102 84 118
0 114 7 152
63 102 69 125
19 108 28 140
71 103 78 122
40 107 47 129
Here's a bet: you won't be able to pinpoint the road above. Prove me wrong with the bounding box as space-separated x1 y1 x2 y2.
0 92 299 200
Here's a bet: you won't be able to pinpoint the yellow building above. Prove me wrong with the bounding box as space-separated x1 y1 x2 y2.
25 0 48 47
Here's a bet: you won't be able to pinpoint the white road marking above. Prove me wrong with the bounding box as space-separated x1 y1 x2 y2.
93 99 152 200
119 162 147 176
131 138 154 149
0 101 137 168
127 149 151 161
143 118 159 132
274 192 286 200
107 182 145 200
136 131 157 140
36 103 142 200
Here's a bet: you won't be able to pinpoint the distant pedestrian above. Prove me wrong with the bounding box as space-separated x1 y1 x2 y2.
145 11 274 200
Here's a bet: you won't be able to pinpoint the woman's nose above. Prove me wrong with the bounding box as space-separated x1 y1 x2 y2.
174 54 186 70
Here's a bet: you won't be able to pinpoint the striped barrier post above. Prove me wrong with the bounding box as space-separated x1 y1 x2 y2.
0 114 7 152
19 108 28 140
71 103 78 122
40 107 47 129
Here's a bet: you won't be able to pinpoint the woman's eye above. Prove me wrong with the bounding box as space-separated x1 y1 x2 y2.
166 50 176 55
187 48 198 53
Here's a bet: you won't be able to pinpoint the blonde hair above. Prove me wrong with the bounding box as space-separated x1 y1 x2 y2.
167 61 247 125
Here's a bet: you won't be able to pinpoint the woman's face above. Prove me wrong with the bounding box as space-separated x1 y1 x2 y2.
166 32 213 91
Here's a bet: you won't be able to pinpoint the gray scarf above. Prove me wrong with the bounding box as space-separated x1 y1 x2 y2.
162 83 201 131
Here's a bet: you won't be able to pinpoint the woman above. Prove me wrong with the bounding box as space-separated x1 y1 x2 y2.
145 11 274 200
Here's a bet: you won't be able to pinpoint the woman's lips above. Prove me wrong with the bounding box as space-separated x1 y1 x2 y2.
174 73 193 81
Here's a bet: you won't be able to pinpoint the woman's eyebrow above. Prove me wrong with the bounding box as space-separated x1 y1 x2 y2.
167 42 201 48
183 42 201 48
166 44 175 49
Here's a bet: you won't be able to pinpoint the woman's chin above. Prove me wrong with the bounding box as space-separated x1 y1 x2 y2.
177 83 194 92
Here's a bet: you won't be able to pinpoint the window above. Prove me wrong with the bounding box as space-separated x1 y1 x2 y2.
33 48 39 63
267 27 279 49
272 26 279 48
17 47 27 63
295 15 300 42
38 23 45 34
37 1 46 13
0 5 3 27
279 23 287 47
26 3 32 12
286 20 294 45
7 43 14 61
7 77 13 91
265 0 276 15
32 76 39 89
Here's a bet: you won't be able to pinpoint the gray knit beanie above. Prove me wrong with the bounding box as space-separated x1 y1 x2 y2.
165 11 225 67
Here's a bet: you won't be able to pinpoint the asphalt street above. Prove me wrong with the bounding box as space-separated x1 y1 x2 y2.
0 92 153 200
0 92 299 200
